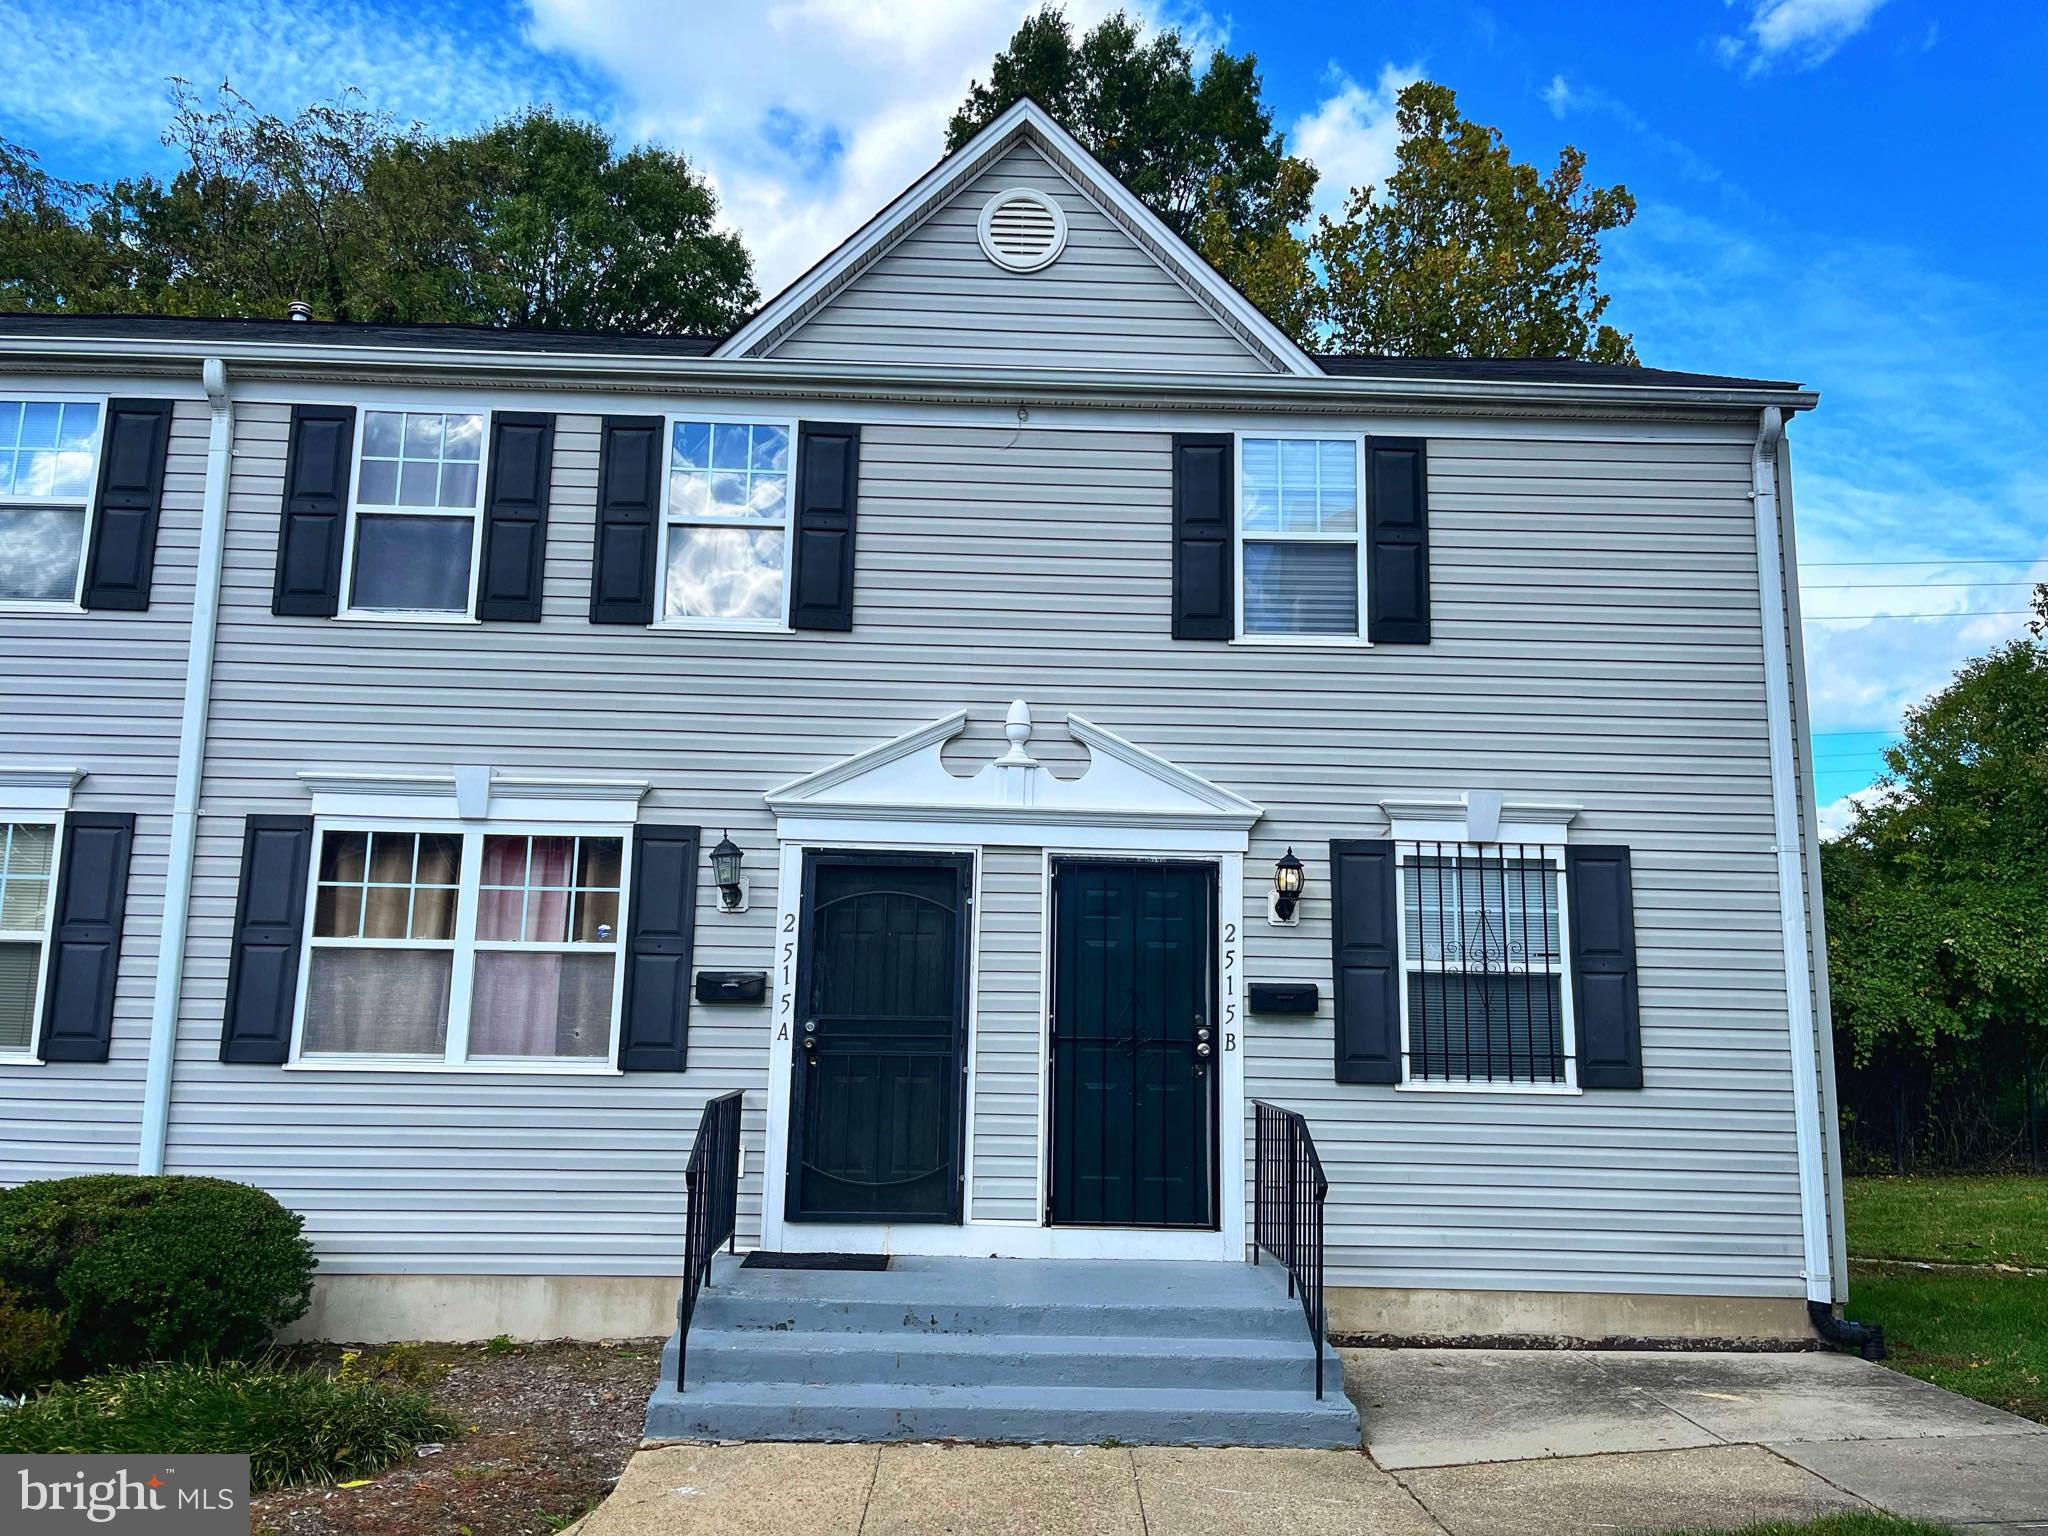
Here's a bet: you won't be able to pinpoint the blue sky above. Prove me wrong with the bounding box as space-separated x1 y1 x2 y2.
5 0 2042 827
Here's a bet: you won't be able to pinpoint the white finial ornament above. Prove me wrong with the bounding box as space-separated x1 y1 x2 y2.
1000 699 1034 763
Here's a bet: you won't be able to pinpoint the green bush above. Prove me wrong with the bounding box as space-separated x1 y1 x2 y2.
0 1360 452 1491
0 1175 315 1372
0 1282 66 1394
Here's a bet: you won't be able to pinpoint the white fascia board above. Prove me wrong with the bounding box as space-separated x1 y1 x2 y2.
0 335 1821 414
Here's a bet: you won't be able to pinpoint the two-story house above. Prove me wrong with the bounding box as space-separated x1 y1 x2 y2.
0 101 1850 1443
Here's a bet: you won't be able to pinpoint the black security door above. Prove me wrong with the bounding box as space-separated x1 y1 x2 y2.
787 853 970 1223
1049 860 1218 1229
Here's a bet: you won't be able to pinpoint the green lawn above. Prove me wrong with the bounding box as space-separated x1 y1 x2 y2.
1845 1175 2048 1267
1843 1174 2048 1425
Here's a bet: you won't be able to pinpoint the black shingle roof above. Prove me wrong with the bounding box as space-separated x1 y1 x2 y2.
0 314 1802 390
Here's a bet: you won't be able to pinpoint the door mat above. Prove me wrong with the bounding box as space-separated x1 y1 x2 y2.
741 1251 891 1271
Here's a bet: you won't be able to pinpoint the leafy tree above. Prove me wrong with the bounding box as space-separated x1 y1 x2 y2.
1824 587 2048 1152
445 109 758 332
0 83 756 334
1316 82 1638 362
948 6 1321 340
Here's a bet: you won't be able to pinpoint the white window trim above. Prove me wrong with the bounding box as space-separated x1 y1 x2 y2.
337 403 492 623
1232 430 1370 644
1392 840 1581 1096
0 391 109 613
285 816 635 1075
650 408 801 633
0 810 64 1065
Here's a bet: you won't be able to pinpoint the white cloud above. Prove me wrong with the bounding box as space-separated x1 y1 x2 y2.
1541 75 1574 118
521 0 1190 295
1289 63 1420 224
1715 0 1889 75
1817 784 1893 840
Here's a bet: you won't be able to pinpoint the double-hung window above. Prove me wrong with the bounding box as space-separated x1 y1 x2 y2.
1397 842 1575 1089
660 416 795 627
0 398 104 606
345 407 488 617
1236 433 1366 640
0 820 59 1057
296 826 628 1068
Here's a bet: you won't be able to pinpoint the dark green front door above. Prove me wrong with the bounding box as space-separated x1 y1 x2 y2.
1049 859 1218 1229
786 852 970 1223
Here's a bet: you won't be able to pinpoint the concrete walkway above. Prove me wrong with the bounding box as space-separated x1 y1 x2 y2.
581 1348 2048 1535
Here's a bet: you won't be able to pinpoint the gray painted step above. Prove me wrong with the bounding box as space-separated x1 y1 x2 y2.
645 1255 1361 1449
645 1380 1361 1449
675 1327 1335 1391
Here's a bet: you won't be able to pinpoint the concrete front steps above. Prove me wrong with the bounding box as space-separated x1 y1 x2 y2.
643 1255 1359 1448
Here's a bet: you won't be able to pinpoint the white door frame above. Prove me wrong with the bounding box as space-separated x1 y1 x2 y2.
755 704 1259 1261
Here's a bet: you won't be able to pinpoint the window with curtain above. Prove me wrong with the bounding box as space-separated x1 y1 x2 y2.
297 827 627 1067
0 399 103 605
1400 844 1570 1086
0 820 58 1055
347 408 487 616
1238 434 1364 638
661 417 793 626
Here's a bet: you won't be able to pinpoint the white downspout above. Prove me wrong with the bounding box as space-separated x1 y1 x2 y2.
137 357 231 1174
1751 405 1833 1303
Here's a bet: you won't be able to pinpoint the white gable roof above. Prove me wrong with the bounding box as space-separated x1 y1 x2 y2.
765 701 1263 836
717 99 1320 377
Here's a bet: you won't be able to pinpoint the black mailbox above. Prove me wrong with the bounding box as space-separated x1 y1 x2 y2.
1248 982 1319 1015
695 970 768 1005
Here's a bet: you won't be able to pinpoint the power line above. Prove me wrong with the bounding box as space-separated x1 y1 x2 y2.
1803 609 2032 622
1804 557 2046 568
1804 580 2039 591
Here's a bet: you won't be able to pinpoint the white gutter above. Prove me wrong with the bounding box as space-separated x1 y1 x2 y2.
137 357 231 1174
0 334 1821 415
1751 405 1833 1303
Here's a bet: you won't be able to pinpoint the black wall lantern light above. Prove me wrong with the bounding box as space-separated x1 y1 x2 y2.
710 832 746 913
1270 847 1305 926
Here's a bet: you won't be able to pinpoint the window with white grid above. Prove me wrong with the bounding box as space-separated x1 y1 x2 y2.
0 398 104 605
0 821 59 1056
346 408 488 616
1237 433 1365 639
660 417 795 626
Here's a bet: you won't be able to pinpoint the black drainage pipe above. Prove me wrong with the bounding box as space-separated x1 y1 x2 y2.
1809 1300 1886 1360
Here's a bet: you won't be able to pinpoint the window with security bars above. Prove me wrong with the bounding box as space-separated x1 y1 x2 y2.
1400 843 1570 1086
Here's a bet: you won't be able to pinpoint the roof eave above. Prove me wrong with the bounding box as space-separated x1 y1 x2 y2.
0 334 1819 413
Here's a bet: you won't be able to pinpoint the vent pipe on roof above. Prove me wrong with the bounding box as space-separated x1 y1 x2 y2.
286 301 313 322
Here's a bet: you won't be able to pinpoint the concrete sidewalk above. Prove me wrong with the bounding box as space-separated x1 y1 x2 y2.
579 1348 2048 1535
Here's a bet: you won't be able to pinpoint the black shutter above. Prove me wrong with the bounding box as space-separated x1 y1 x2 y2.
788 422 860 631
619 824 700 1071
80 399 175 611
1366 437 1430 644
36 813 135 1064
273 405 356 617
476 411 556 622
1567 844 1644 1089
589 415 662 625
1171 433 1233 639
220 815 315 1065
1331 839 1402 1084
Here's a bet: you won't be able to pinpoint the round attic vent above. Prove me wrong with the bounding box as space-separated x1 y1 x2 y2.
977 188 1068 272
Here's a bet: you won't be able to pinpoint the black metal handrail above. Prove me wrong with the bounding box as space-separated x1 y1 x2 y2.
675 1090 744 1391
1251 1099 1330 1398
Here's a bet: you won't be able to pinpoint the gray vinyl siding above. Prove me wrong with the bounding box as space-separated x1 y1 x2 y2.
0 397 207 1181
148 395 1805 1300
768 142 1271 375
972 847 1042 1223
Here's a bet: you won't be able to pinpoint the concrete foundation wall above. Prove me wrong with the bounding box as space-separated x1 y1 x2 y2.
1327 1285 1813 1343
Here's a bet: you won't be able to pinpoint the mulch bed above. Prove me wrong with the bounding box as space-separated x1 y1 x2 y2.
255 1341 661 1536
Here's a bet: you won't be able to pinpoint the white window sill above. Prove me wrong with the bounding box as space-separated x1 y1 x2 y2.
1229 636 1374 651
648 619 793 635
286 1056 623 1076
1396 1080 1583 1096
0 1054 44 1067
0 601 85 615
334 612 483 627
